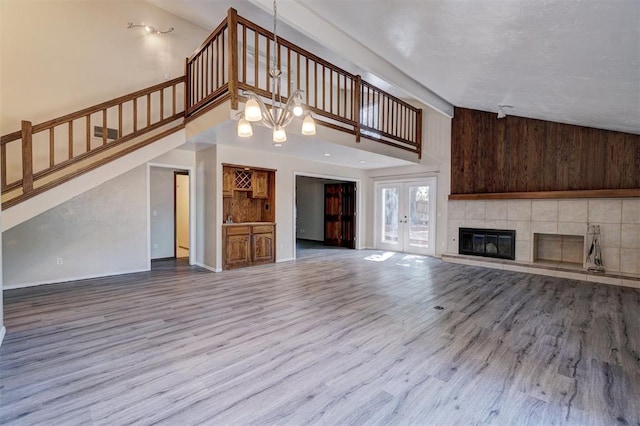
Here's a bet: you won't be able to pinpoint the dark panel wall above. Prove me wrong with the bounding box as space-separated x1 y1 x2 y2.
451 107 640 195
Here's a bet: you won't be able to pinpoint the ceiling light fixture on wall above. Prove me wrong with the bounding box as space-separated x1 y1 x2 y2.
237 0 316 146
127 22 174 35
497 104 513 119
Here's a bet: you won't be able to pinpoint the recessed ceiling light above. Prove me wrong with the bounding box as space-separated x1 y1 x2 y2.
323 153 331 157
359 160 366 164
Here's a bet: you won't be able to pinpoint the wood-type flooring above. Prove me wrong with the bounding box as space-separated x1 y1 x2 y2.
1 249 639 425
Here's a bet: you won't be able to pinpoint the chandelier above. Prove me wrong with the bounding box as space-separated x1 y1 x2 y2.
237 0 316 146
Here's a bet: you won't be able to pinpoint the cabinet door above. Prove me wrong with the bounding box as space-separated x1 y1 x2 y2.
223 168 234 197
252 232 274 263
225 234 251 268
251 171 269 199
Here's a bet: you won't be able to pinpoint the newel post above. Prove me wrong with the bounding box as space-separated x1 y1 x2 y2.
21 120 33 193
354 75 362 143
227 8 239 110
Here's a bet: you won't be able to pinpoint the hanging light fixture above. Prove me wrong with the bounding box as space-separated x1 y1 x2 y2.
237 0 316 145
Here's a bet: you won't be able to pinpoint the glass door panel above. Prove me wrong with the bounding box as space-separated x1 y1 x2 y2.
376 179 436 256
382 186 399 244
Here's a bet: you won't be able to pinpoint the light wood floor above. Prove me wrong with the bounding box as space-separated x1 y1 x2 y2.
1 249 639 425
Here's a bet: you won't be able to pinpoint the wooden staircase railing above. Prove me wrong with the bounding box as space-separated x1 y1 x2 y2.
186 8 422 157
1 7 423 210
1 77 186 209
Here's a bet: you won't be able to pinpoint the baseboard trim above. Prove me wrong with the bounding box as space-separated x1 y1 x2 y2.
4 268 150 290
195 262 220 273
276 257 294 263
0 326 6 347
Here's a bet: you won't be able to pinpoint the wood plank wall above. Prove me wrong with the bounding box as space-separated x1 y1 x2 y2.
451 107 640 195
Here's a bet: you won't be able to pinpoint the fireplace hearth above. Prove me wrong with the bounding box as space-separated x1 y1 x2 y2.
459 228 516 260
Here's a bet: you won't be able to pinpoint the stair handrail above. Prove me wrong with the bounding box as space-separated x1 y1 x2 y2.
1 76 186 207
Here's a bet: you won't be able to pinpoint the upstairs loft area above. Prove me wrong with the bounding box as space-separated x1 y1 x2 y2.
1 7 422 210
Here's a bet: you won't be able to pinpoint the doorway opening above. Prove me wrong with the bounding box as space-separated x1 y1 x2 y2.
174 171 190 259
150 166 191 265
375 178 437 256
295 175 359 259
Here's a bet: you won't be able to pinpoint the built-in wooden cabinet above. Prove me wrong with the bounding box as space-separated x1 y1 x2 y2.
222 167 234 197
223 226 252 268
252 171 269 199
222 223 276 269
222 164 276 270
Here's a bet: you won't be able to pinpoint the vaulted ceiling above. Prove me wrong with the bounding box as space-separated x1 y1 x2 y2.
149 0 640 135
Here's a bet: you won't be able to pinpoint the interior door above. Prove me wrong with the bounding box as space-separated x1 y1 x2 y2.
324 182 356 248
376 179 436 256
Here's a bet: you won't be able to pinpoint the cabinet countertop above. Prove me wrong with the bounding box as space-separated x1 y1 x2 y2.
222 222 276 227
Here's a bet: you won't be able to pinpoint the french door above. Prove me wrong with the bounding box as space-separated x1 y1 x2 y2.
376 178 437 256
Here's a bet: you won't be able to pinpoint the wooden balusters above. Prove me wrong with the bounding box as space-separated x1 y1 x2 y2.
21 120 33 193
228 8 238 110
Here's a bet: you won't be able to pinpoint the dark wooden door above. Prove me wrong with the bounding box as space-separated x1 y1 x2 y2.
324 183 356 248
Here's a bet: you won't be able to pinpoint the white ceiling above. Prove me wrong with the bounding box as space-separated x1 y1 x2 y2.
149 0 640 136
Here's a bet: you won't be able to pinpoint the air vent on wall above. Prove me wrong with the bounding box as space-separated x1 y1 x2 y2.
94 126 119 140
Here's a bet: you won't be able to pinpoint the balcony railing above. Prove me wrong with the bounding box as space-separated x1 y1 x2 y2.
186 8 422 156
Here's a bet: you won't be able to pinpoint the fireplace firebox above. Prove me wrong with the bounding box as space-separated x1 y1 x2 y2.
459 228 516 260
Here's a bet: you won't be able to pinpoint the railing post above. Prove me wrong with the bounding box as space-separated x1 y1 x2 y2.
416 108 423 159
184 57 190 116
21 120 33 193
354 75 361 142
227 8 239 110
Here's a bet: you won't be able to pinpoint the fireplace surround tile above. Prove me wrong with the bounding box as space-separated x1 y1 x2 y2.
508 220 531 241
602 246 621 272
558 200 588 222
586 274 621 286
557 222 586 236
622 278 640 289
621 224 640 249
515 241 530 262
448 201 466 219
598 223 621 248
589 199 622 224
465 201 486 220
486 201 508 220
531 221 558 234
622 199 640 224
507 200 532 221
485 220 508 230
532 200 559 222
620 248 640 275
447 197 639 284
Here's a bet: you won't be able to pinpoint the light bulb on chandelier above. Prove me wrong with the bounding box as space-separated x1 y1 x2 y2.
236 0 316 145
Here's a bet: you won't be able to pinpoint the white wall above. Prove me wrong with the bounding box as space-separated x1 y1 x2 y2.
195 145 218 271
296 177 325 241
2 166 149 288
367 105 452 256
150 167 176 259
0 0 209 133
